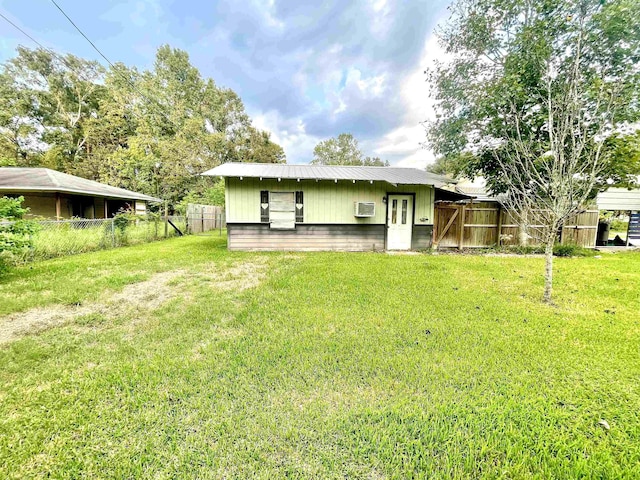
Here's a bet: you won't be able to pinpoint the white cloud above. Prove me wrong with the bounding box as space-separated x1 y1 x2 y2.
248 33 446 167
256 0 285 29
369 0 392 35
251 110 320 164
369 34 446 168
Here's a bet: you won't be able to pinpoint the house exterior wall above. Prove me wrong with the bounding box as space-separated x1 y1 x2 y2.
225 178 435 225
95 197 106 218
134 201 147 214
228 224 386 251
597 188 640 211
17 193 59 218
225 177 435 250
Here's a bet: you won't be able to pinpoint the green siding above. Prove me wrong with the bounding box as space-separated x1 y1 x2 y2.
226 178 434 225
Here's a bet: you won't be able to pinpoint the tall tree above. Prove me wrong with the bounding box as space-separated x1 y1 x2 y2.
311 133 389 166
0 45 285 206
234 127 285 164
427 0 640 302
0 47 105 169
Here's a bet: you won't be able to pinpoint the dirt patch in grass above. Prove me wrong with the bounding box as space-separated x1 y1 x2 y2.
0 269 186 345
0 259 270 345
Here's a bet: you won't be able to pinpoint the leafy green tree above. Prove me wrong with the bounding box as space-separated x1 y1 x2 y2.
0 47 105 170
234 127 285 164
363 156 390 166
601 131 640 189
426 152 473 177
0 45 285 207
312 133 389 166
427 0 640 302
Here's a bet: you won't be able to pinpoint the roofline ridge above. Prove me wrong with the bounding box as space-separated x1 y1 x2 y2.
44 168 62 188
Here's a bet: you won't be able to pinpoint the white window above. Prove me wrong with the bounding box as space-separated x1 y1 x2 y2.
269 192 295 229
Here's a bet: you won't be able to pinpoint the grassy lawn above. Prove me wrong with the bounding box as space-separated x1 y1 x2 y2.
1 235 639 478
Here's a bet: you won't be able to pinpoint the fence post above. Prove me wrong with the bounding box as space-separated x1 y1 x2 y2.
457 204 466 250
164 201 168 238
111 218 116 247
496 205 503 246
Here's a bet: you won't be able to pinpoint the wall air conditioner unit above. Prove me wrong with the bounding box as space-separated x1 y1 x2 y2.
354 201 376 217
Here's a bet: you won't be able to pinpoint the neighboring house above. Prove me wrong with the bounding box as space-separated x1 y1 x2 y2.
0 167 161 219
202 163 464 251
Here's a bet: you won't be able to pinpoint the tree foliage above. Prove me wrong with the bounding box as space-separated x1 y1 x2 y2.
0 196 36 273
0 45 285 206
428 0 640 187
427 0 640 301
311 133 389 166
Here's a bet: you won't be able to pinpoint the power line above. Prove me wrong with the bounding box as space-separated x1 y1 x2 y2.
46 0 184 134
1 5 213 159
1 6 175 136
0 11 55 53
0 7 107 150
0 11 103 85
48 0 116 70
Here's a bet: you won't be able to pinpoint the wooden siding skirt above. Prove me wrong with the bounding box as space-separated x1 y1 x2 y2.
227 223 434 251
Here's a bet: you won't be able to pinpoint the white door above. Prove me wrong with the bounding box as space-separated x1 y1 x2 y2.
387 195 413 250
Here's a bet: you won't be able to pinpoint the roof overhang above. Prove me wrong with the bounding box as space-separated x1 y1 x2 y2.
0 186 162 203
434 187 475 202
202 162 457 189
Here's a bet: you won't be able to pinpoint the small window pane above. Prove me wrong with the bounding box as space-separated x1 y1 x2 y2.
401 199 408 224
391 199 397 224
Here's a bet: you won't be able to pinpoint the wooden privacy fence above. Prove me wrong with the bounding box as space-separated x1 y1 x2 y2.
434 202 598 249
186 204 226 234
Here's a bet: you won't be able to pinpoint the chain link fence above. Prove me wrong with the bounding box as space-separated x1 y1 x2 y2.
9 215 187 262
2 203 226 264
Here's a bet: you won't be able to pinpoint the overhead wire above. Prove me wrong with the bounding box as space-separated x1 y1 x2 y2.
47 0 216 158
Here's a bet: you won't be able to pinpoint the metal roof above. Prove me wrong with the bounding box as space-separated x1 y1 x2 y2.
0 168 161 202
202 162 456 187
454 186 497 202
450 178 498 202
597 187 640 211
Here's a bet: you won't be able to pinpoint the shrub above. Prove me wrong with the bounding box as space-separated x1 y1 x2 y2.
609 218 628 232
0 196 37 273
552 243 595 257
478 243 595 257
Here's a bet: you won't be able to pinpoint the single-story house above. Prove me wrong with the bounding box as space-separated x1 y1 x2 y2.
202 162 465 251
0 167 161 219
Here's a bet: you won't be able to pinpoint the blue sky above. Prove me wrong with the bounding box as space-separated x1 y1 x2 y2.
0 0 450 166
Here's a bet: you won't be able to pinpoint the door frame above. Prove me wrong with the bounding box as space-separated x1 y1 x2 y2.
385 192 416 250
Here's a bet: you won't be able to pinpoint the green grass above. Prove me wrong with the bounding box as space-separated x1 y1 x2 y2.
1 236 639 478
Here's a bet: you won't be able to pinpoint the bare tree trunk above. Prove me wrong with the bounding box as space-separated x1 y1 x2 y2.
543 236 554 303
519 222 528 246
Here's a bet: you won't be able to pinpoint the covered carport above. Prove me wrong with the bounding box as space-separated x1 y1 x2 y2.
596 188 640 247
